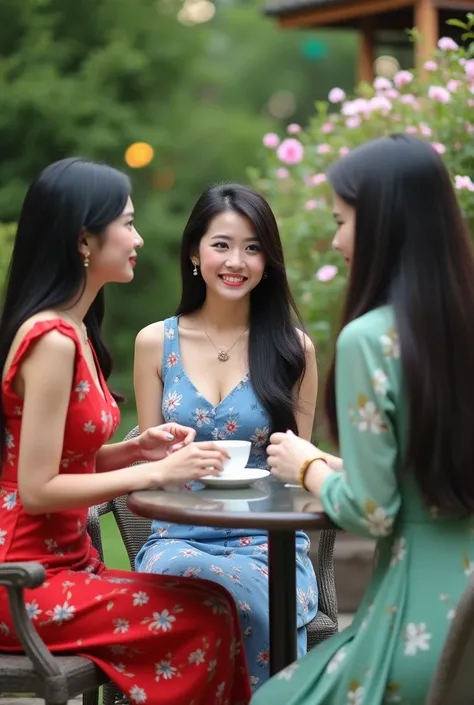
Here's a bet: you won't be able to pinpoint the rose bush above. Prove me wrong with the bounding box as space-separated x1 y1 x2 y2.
250 18 474 367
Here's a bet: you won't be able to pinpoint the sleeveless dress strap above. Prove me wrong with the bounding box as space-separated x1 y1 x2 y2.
3 319 82 394
161 317 179 383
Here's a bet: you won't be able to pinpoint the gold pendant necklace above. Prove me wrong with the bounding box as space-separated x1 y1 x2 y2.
203 325 248 362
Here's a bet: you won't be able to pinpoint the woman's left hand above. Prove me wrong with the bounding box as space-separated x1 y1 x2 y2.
137 423 196 462
267 430 326 485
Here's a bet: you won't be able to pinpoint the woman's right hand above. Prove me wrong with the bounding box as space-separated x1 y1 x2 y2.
139 441 228 488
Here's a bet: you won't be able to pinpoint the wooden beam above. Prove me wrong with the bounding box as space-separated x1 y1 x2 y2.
357 18 375 83
278 0 415 29
433 0 474 8
414 0 439 73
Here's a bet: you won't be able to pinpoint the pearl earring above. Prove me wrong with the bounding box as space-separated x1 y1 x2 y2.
193 264 198 276
84 253 90 268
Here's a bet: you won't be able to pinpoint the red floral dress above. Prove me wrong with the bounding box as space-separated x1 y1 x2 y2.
0 320 251 705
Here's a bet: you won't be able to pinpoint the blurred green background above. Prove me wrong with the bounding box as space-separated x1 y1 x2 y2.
0 0 415 565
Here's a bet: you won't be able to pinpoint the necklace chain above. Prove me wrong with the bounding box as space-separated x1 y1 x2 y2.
203 324 248 362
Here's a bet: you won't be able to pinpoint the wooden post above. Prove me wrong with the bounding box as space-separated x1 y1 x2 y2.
357 18 375 84
414 0 438 74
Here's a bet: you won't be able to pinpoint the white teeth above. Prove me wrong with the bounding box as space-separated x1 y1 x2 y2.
221 276 245 283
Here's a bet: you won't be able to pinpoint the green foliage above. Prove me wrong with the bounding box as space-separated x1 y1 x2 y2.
0 224 15 290
251 28 474 368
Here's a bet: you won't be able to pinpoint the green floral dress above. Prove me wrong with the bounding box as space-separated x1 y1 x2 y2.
251 305 474 705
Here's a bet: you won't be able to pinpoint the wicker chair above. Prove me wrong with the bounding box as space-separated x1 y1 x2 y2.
0 505 110 705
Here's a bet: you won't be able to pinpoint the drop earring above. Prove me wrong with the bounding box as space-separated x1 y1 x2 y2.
193 263 198 276
84 253 90 268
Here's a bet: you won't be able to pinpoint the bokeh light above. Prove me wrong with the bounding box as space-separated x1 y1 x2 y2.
267 90 296 119
152 170 175 190
300 38 328 61
374 55 400 79
124 142 155 169
178 0 215 25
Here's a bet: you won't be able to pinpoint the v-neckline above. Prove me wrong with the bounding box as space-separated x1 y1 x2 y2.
174 317 249 410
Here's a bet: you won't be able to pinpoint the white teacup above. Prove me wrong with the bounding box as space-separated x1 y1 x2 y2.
212 440 251 474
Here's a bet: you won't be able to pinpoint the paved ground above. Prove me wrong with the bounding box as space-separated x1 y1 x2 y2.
0 615 355 704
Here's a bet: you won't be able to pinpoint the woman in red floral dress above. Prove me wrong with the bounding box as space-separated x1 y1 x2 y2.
0 157 251 705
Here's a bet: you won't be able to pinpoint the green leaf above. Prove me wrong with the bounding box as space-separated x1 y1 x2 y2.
446 19 468 29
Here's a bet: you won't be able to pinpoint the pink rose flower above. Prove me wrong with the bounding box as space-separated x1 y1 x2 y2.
385 89 399 99
305 200 317 211
321 122 334 134
428 86 451 103
346 116 361 129
438 37 459 51
424 60 438 72
466 122 474 134
276 167 289 179
447 79 460 93
339 146 350 156
310 173 327 186
465 59 474 82
405 126 418 134
328 87 346 103
316 264 338 282
455 175 474 191
394 70 414 88
317 144 331 154
263 133 280 148
419 123 432 137
369 96 392 114
431 142 446 155
400 94 419 108
287 123 302 135
276 138 304 165
373 77 392 91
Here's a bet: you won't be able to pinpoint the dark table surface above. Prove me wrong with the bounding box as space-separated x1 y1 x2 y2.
127 476 335 531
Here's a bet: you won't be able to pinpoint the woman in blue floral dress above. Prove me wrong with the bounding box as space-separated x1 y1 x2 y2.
134 184 319 691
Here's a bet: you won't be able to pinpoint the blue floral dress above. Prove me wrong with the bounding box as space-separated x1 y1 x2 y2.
136 316 318 691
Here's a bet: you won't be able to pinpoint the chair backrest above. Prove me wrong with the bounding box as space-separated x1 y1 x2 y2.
113 425 152 569
425 576 474 704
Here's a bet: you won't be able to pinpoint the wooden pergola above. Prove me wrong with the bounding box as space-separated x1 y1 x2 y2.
263 0 472 82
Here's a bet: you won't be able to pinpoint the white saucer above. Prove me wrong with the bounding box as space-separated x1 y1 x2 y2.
201 468 270 489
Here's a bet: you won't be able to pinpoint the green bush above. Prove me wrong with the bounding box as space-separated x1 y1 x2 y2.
250 18 474 368
0 223 15 290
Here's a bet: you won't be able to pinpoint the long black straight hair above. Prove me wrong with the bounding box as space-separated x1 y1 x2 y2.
325 134 474 515
0 157 131 459
176 183 306 434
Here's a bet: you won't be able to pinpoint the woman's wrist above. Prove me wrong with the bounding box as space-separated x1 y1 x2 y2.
301 458 333 495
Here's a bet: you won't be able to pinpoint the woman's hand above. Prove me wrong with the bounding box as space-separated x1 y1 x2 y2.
143 441 229 487
267 430 328 485
137 423 196 462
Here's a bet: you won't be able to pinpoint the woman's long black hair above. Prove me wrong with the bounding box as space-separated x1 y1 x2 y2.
176 183 306 434
325 134 474 515
0 157 131 459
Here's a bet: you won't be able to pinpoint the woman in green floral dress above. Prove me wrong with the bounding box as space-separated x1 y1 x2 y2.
251 134 474 705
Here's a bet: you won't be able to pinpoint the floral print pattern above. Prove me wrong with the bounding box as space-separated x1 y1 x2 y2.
250 307 474 705
0 319 251 705
137 316 318 691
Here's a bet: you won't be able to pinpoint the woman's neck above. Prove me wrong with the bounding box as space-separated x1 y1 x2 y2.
197 292 250 332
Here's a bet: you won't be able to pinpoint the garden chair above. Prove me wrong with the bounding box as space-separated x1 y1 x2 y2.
0 504 110 705
425 575 474 704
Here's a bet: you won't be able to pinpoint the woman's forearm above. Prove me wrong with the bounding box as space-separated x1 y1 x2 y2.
20 463 153 515
95 438 142 473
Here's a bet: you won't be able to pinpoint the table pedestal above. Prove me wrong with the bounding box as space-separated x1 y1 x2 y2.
268 530 297 675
